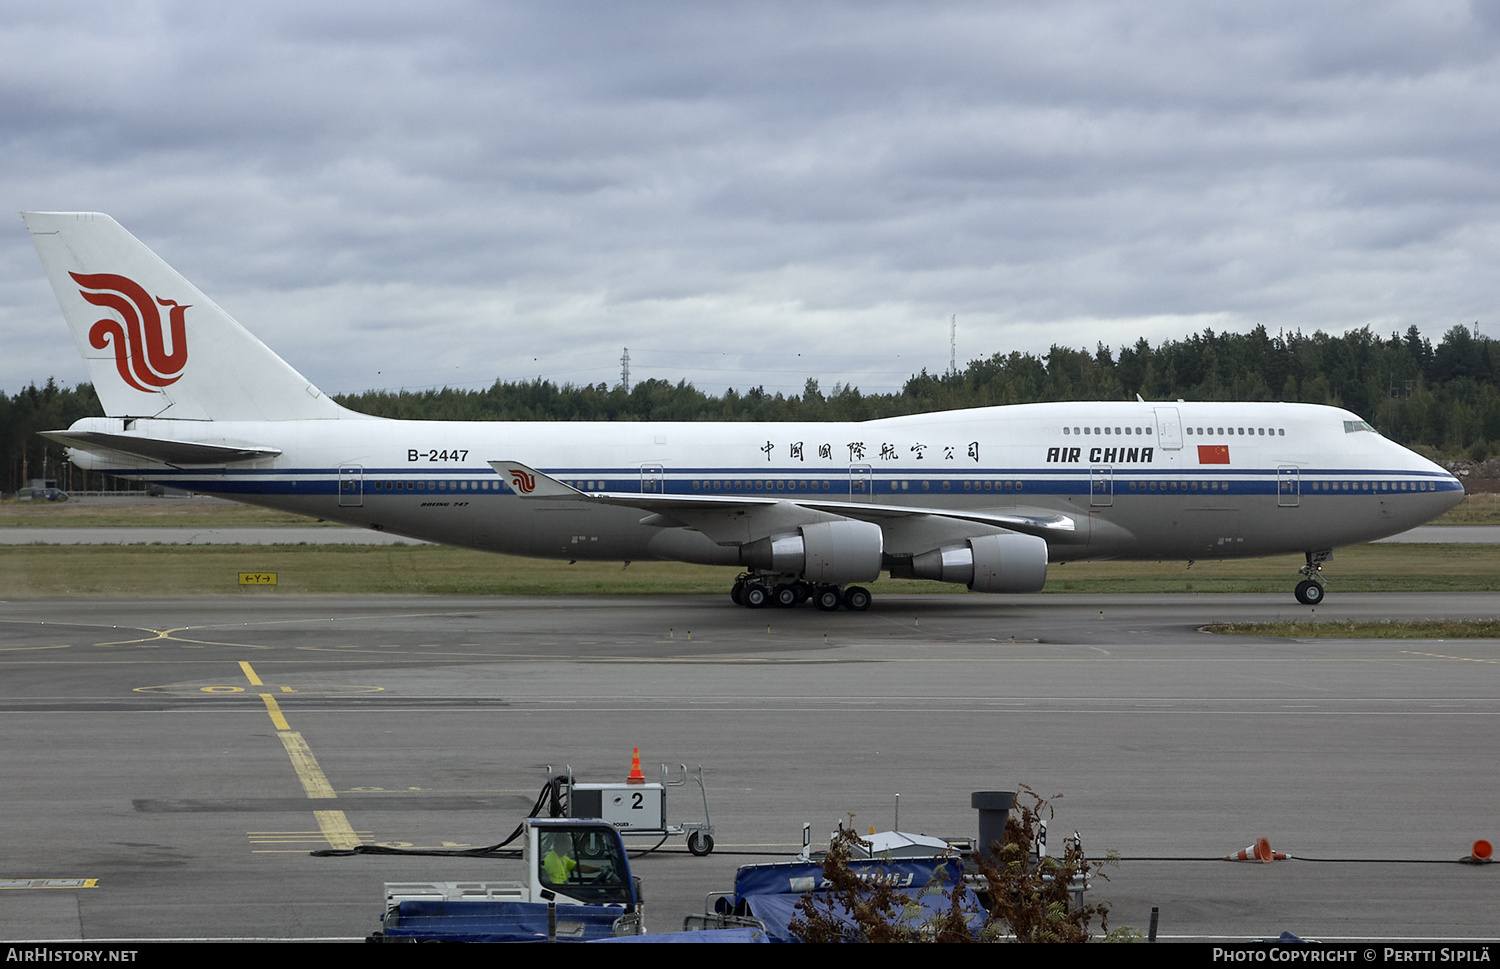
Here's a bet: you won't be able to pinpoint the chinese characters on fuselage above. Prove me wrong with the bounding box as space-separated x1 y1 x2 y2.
761 441 982 463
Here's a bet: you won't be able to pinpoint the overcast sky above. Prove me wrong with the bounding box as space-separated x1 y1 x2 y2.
2 1 1496 401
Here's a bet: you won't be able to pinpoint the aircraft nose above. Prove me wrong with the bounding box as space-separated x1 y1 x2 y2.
1439 470 1466 511
1420 459 1466 518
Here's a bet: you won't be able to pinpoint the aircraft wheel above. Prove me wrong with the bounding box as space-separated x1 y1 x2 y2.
813 586 842 611
730 580 745 605
792 581 813 604
743 585 769 608
687 832 715 856
843 586 872 611
772 583 799 608
1294 580 1324 606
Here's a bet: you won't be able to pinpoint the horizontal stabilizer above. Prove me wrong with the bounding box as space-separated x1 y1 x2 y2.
40 429 281 465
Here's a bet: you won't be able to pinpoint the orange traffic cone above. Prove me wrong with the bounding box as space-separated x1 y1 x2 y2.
1463 840 1493 864
626 747 646 785
1224 837 1286 863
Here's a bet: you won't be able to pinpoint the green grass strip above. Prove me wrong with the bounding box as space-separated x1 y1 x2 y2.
2 542 1498 598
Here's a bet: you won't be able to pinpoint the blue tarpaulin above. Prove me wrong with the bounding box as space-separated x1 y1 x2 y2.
714 858 985 942
383 899 628 943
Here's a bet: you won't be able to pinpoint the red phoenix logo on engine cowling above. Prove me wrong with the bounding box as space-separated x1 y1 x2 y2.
508 469 537 494
70 272 190 392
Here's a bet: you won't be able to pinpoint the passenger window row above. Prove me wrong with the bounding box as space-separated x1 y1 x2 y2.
372 479 500 492
1063 426 1151 436
1309 480 1434 492
1062 424 1286 437
1120 479 1436 494
1185 427 1284 437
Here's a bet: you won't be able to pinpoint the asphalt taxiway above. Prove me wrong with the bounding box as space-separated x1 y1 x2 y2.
1 592 1497 942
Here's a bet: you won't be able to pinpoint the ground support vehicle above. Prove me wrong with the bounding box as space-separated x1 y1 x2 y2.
371 818 645 942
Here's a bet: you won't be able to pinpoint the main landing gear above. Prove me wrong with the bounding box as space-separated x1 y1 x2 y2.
1294 549 1331 605
730 573 873 611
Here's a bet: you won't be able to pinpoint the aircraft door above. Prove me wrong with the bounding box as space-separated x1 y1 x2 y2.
1278 466 1300 507
338 464 364 507
849 464 874 502
640 464 665 494
1090 466 1114 507
1154 407 1183 450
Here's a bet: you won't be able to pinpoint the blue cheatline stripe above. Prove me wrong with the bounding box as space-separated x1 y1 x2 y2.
100 468 1457 499
109 462 1457 479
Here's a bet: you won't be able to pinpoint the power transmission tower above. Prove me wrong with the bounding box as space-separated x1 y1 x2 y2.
620 347 631 393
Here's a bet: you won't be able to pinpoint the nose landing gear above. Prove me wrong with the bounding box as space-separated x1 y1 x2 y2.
1294 549 1331 605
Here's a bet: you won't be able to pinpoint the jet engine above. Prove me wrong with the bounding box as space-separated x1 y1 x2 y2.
907 532 1048 593
739 519 883 585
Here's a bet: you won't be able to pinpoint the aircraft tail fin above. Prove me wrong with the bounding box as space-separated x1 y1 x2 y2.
23 211 350 422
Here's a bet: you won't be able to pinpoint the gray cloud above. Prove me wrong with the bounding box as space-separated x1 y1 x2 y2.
3 0 1496 401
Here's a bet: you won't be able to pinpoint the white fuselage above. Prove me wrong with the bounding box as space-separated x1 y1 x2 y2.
63 399 1462 570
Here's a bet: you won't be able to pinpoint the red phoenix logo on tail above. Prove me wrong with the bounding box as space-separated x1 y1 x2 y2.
70 272 190 392
508 469 537 494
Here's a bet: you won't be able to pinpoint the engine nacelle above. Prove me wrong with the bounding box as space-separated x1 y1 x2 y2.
740 519 883 584
908 532 1048 593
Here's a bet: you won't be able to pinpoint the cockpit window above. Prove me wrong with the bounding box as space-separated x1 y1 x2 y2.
1343 420 1375 433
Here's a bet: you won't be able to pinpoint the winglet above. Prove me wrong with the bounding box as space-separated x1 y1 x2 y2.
488 461 588 498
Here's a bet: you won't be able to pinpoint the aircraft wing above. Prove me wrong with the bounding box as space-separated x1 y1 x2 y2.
786 498 1077 539
488 461 1079 545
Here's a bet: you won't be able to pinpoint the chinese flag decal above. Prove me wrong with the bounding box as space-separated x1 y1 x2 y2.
1198 444 1231 464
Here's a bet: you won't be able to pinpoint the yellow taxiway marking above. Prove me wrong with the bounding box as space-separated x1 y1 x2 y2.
261 694 292 731
1401 650 1499 664
314 810 361 850
249 829 374 852
241 660 361 849
133 683 381 696
277 731 336 798
0 879 97 889
5 611 542 652
93 626 271 648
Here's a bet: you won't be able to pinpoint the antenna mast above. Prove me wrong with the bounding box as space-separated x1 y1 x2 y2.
949 315 956 376
620 347 631 393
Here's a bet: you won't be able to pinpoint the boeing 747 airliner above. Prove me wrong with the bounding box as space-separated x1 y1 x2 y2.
24 212 1464 610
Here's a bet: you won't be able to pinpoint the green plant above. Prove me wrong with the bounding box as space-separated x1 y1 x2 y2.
788 787 1131 943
